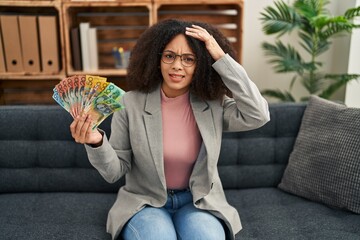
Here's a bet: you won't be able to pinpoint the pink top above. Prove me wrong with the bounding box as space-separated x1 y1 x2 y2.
161 90 202 189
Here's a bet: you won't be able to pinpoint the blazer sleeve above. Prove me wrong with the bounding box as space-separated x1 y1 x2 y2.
212 54 270 132
84 96 132 183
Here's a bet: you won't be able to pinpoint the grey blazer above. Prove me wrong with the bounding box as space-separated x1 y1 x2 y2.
85 54 270 240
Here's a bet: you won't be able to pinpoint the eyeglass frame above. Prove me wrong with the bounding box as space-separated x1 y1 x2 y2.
159 50 197 67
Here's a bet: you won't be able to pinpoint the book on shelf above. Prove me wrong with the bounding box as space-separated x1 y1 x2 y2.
79 22 99 72
70 27 82 71
79 22 90 71
88 27 98 71
0 19 6 72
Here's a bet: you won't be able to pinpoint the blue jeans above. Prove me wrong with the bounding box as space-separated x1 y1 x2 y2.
121 189 225 240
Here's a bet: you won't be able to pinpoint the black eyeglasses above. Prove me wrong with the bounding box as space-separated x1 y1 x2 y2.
159 50 196 67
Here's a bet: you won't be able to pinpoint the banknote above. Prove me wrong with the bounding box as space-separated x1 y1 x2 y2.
52 74 125 128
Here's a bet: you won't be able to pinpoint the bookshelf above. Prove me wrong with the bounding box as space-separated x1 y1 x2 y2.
0 0 244 105
0 0 65 104
63 1 153 76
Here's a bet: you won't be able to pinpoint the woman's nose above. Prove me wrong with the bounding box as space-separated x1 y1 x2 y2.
172 56 183 69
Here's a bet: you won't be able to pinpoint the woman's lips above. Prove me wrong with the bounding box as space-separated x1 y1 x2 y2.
169 74 184 82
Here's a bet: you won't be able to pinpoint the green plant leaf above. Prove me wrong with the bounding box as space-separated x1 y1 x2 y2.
260 0 359 102
294 0 330 19
315 39 330 56
319 16 356 39
260 0 301 36
300 96 311 102
262 41 305 73
311 14 331 29
301 72 325 94
319 74 360 99
261 89 296 102
289 75 297 90
298 31 315 54
344 6 360 19
298 31 330 56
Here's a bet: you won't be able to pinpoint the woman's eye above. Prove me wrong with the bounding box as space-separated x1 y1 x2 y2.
184 56 195 63
165 54 175 59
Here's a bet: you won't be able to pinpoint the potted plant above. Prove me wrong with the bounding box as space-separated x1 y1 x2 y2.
260 0 360 102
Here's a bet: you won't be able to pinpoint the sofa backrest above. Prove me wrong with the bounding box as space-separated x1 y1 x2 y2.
219 103 306 189
0 103 306 193
0 105 122 193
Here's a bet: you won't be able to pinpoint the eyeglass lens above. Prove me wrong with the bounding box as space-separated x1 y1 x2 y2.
161 50 196 67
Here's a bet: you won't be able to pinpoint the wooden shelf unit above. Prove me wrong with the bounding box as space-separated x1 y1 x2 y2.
0 0 65 104
0 0 66 80
62 1 153 76
153 0 244 63
0 0 244 105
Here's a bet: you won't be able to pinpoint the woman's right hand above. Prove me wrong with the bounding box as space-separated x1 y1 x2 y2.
70 114 103 147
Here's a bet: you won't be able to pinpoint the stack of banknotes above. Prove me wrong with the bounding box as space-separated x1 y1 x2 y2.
53 75 125 129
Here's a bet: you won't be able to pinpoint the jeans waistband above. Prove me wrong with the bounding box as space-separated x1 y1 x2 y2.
167 188 190 195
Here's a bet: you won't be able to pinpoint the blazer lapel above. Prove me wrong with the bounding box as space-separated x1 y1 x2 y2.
190 94 217 198
190 94 216 156
143 86 166 189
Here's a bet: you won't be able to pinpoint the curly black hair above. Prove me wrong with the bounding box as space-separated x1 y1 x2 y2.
126 18 237 101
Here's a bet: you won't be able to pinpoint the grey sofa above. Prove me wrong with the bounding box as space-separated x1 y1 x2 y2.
0 104 359 240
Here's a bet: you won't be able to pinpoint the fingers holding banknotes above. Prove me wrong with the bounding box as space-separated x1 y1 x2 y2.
53 74 125 130
53 74 125 146
70 114 103 146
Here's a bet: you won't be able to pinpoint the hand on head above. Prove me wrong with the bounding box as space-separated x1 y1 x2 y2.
70 114 103 146
185 25 225 61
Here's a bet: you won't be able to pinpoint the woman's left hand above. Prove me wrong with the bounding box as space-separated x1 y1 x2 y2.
185 25 225 61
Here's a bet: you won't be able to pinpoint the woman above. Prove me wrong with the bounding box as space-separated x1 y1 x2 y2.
70 19 270 240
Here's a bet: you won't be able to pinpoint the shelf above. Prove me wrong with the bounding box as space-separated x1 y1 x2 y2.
69 68 127 77
0 79 60 105
1 0 244 105
63 1 152 75
154 0 243 3
153 0 244 63
62 0 151 3
0 1 66 78
0 73 65 81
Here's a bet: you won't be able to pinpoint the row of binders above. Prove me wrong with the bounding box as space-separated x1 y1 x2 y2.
0 15 59 74
70 22 98 72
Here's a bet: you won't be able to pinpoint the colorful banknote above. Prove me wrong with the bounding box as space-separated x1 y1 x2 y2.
53 75 125 129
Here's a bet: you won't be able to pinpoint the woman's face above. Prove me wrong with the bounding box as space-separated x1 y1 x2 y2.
160 34 196 98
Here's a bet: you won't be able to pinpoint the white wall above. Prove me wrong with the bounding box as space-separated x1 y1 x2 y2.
345 0 360 108
325 0 352 101
242 0 355 103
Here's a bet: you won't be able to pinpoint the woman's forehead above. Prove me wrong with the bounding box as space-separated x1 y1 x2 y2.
164 34 194 54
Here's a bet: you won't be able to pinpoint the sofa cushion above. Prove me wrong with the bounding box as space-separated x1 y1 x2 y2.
0 193 114 239
0 103 306 192
1 190 359 240
218 103 306 189
0 105 123 193
226 188 360 239
278 96 360 214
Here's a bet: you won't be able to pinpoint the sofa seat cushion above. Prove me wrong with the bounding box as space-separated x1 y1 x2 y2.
0 193 115 240
226 188 360 240
1 189 359 240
